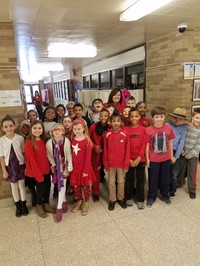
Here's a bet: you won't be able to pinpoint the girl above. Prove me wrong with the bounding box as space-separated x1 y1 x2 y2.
46 124 73 222
0 115 29 217
24 120 55 218
56 104 66 123
135 101 151 128
43 107 57 137
70 119 95 216
103 88 125 114
27 109 38 123
62 115 73 140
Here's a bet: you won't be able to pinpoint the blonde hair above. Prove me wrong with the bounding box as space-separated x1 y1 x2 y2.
50 123 65 137
71 119 92 146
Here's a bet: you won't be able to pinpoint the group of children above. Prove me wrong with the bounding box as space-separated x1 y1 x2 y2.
0 93 200 223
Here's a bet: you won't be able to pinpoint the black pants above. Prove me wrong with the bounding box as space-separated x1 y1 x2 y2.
125 162 145 202
34 174 51 205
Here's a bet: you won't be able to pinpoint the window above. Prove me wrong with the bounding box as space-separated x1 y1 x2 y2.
100 71 110 88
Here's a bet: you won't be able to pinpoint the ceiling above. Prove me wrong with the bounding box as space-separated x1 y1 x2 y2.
0 0 200 82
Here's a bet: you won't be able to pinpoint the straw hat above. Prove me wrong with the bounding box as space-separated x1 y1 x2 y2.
168 107 187 119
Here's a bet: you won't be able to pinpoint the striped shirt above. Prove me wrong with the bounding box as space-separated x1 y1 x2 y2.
184 125 200 159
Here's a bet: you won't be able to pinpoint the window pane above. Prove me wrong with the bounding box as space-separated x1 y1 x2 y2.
24 85 32 102
100 71 109 88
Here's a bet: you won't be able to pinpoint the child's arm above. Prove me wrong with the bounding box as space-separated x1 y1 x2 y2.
174 126 187 159
123 136 130 171
46 140 56 171
103 134 109 171
0 157 8 179
64 138 73 173
83 140 92 176
169 140 174 162
146 143 150 168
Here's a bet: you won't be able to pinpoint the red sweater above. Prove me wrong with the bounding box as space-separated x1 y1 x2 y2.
125 125 147 162
103 128 130 171
25 139 50 182
103 102 125 114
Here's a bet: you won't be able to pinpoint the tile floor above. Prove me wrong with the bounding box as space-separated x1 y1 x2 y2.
0 176 200 266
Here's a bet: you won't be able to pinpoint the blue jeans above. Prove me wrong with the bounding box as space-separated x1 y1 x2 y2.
170 157 181 193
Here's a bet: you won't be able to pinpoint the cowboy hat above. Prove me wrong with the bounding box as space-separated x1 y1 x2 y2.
168 107 187 119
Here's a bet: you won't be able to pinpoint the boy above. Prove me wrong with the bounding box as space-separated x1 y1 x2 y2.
126 96 136 108
146 106 175 207
87 98 104 124
181 109 200 199
167 107 187 197
89 109 109 202
103 113 130 211
73 102 91 128
125 108 147 209
122 106 131 126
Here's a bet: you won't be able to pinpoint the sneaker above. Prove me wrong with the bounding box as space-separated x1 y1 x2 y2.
55 208 62 222
164 197 171 204
108 201 115 211
81 201 89 216
92 194 99 202
146 198 154 207
169 192 175 198
71 200 82 213
189 192 196 199
137 202 145 210
126 199 133 207
117 199 127 209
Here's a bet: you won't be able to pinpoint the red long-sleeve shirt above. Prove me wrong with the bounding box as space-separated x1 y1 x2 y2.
89 122 104 164
24 139 50 182
124 125 147 162
103 128 130 171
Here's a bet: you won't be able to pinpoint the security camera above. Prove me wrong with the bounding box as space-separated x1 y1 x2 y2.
177 23 187 33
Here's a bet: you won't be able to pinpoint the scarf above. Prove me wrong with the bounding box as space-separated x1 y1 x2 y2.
53 137 65 191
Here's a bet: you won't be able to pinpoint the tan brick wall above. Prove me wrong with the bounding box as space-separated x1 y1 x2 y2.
146 30 200 119
0 22 25 199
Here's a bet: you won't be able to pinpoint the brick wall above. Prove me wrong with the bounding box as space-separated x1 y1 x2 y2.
146 30 200 119
0 22 25 199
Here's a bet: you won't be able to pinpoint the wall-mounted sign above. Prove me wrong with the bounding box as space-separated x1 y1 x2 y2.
0 90 21 107
183 62 194 79
194 62 200 79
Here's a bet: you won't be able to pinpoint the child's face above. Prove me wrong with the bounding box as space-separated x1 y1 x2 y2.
2 121 16 137
192 113 200 127
173 117 184 126
153 114 165 127
51 127 64 138
137 103 146 116
21 125 30 136
32 123 43 138
123 107 131 118
107 106 114 117
28 111 37 122
67 105 74 115
57 106 65 117
63 117 72 129
93 101 103 112
112 91 121 103
45 108 56 121
73 124 85 137
74 107 83 118
129 111 140 126
111 117 121 131
127 100 135 108
99 111 109 125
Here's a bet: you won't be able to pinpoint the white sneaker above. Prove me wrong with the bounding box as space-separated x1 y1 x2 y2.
126 199 133 206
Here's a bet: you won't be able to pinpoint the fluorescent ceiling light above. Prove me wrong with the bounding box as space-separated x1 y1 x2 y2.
120 0 174 21
48 43 97 58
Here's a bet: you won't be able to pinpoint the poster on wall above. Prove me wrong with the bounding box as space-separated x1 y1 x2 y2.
193 80 200 101
194 62 200 79
0 90 21 107
183 62 194 79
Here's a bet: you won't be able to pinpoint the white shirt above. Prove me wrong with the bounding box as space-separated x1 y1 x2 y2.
0 134 25 166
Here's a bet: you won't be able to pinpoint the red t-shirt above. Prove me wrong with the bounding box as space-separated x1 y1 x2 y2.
146 124 175 162
138 117 151 128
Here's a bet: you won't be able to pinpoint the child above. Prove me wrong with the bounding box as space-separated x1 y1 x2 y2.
19 120 31 138
27 109 38 123
0 115 29 217
125 108 147 209
89 109 109 202
105 104 115 126
70 119 95 216
43 106 57 138
181 109 200 199
66 101 75 119
126 96 136 108
167 107 187 198
73 103 91 128
136 101 151 128
103 112 130 211
56 104 66 123
46 124 73 222
62 115 73 140
24 120 55 218
87 98 104 124
122 106 131 126
146 106 175 207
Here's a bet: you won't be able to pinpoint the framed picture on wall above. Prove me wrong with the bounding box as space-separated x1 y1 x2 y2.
191 104 200 114
192 80 200 101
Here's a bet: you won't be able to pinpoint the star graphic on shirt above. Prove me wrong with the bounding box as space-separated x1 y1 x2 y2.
72 143 81 155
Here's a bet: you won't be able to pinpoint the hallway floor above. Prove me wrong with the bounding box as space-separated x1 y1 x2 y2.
0 176 200 266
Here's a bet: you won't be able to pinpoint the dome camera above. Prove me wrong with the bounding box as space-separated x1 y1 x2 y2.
178 23 187 33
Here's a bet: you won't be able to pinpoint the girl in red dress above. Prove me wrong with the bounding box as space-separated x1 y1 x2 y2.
70 119 95 216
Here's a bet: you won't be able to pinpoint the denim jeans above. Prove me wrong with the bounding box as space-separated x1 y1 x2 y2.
170 157 182 193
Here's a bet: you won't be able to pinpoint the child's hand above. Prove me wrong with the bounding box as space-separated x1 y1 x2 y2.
143 121 148 127
123 169 128 174
182 150 186 156
83 173 88 177
146 159 150 168
51 166 56 173
129 159 134 167
94 146 102 153
2 170 9 179
171 157 176 164
132 157 141 167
